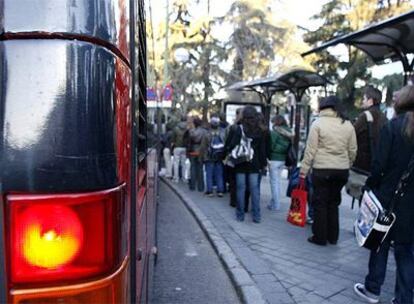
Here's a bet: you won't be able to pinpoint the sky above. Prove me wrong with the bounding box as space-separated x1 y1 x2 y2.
150 0 327 30
149 0 404 78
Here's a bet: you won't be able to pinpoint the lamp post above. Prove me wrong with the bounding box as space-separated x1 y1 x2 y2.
174 48 190 113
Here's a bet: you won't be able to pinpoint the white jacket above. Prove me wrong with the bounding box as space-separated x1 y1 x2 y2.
300 108 357 176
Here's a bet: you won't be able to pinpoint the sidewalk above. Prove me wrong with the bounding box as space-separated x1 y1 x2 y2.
163 175 397 304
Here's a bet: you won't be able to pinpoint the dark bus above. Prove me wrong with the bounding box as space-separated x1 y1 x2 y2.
0 0 156 303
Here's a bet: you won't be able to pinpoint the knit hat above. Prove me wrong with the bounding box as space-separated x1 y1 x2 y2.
319 96 339 110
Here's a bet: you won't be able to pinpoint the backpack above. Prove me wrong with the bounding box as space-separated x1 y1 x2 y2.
230 125 254 165
209 131 225 161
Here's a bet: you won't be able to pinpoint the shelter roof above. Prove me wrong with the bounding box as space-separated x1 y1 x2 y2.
302 10 414 70
227 69 329 96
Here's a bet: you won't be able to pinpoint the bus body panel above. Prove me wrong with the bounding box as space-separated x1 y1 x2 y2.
1 0 130 62
1 39 131 192
0 0 154 302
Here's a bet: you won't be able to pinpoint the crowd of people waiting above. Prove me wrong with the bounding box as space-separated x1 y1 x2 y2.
160 84 414 304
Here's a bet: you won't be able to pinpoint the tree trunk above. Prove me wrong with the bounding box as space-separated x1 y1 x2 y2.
234 54 244 81
202 48 211 122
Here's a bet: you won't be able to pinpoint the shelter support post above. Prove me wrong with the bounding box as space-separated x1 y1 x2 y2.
305 105 311 139
293 103 301 160
289 106 294 128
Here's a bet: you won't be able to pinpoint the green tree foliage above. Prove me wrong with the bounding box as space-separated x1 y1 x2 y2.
148 0 322 116
372 73 404 105
219 1 283 81
304 0 412 109
218 0 315 82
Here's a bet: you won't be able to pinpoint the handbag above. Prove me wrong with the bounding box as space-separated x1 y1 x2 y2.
287 178 307 227
346 111 373 201
285 142 297 167
345 167 369 200
230 125 254 165
354 153 414 252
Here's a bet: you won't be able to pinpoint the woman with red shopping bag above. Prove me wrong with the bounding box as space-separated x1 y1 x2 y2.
300 96 357 246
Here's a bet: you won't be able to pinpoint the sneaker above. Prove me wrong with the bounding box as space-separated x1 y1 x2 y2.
353 283 379 303
306 217 314 225
391 298 398 304
204 192 214 197
217 193 223 197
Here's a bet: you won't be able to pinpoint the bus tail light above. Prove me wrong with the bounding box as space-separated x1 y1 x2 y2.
9 257 128 304
6 185 127 286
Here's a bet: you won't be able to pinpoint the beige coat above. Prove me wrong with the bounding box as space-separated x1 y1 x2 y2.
300 109 357 176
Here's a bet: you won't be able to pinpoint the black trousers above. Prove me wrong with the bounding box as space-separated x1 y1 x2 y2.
311 169 349 244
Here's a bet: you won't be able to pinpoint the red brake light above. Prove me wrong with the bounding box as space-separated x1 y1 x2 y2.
6 185 127 287
19 205 84 269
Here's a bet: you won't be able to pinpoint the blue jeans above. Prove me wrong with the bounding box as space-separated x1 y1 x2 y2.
268 160 284 210
365 239 414 303
189 156 204 192
236 173 260 221
205 161 224 193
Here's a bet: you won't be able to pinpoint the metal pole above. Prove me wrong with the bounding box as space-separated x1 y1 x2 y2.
294 102 301 161
158 0 169 140
306 105 311 138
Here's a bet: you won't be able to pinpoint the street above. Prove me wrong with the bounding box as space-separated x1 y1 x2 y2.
152 183 240 304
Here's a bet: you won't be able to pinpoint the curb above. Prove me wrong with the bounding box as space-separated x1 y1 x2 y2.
161 177 266 304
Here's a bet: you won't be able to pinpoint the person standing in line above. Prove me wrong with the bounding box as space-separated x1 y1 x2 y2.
225 106 267 223
171 115 188 182
225 108 245 208
161 122 174 178
300 96 357 245
354 85 414 304
257 112 270 185
187 116 207 192
353 85 387 173
267 115 293 211
200 115 226 197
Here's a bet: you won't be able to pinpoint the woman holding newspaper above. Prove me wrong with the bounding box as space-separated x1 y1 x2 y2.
354 85 414 304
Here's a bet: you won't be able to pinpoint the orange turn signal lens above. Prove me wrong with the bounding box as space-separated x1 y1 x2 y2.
10 258 129 304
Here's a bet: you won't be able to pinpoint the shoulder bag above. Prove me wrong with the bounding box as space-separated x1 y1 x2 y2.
354 152 414 252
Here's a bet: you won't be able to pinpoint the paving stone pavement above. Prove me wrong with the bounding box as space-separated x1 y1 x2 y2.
164 174 397 304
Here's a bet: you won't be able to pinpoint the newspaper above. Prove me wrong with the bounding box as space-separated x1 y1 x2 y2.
354 191 383 247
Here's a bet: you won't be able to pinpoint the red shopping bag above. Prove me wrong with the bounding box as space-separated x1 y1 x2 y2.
287 179 307 227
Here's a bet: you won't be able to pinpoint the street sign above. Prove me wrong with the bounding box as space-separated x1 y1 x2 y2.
162 83 173 108
146 84 173 108
147 87 157 108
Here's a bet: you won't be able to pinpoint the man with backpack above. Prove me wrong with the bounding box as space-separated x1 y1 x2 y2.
201 115 226 197
347 86 387 202
353 86 387 173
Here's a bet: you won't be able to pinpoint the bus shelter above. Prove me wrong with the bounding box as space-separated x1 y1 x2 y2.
227 69 330 158
302 10 414 84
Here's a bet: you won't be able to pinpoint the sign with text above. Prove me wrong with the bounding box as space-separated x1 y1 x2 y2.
147 87 157 108
161 83 173 108
146 84 173 108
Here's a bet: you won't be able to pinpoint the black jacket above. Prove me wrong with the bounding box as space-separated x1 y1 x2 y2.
225 124 267 173
353 106 387 172
366 114 414 244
